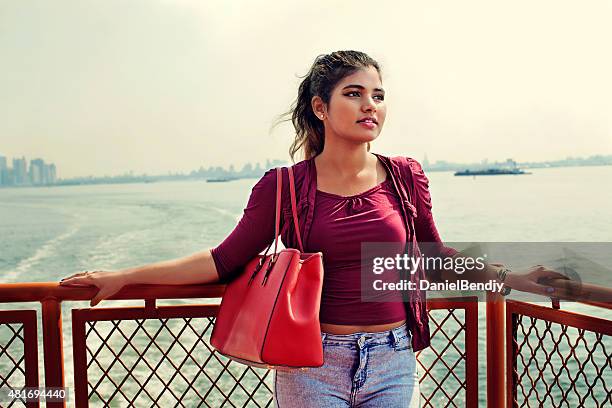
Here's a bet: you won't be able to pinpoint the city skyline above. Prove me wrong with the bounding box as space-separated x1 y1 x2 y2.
7 152 608 179
1 1 610 178
1 152 610 188
0 154 57 186
3 148 612 180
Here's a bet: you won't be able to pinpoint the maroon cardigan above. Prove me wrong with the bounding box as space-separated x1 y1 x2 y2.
211 153 457 352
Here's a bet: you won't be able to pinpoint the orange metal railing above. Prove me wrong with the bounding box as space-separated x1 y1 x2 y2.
419 297 479 407
505 300 611 407
0 283 224 408
0 309 39 407
0 282 610 407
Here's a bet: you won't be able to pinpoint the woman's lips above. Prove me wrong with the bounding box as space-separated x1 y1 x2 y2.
358 121 377 129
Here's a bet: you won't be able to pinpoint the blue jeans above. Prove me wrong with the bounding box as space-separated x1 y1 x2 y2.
274 323 420 407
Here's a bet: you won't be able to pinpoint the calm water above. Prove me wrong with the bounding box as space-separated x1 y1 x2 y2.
1 165 611 406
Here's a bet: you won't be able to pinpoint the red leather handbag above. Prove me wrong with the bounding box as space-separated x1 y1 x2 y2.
210 166 324 370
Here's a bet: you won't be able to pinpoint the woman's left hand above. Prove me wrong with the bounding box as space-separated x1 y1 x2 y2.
491 263 572 297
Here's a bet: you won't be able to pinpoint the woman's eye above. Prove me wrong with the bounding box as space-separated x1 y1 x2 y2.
344 91 384 101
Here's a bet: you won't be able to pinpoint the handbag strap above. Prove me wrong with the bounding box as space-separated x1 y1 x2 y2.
249 166 303 283
272 168 283 256
270 166 304 255
287 166 304 252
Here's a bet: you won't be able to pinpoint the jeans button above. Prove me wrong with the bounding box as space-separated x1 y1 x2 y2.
357 335 366 348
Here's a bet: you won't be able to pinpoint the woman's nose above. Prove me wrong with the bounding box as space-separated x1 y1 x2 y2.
363 105 375 112
362 97 377 112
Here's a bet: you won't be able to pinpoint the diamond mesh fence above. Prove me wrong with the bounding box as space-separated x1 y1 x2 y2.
74 310 273 407
0 310 38 408
507 302 611 408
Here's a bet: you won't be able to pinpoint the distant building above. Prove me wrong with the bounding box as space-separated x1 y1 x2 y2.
0 155 7 185
48 163 57 184
30 158 45 185
13 157 28 185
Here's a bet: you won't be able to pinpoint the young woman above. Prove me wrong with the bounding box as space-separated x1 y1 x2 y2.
60 50 569 407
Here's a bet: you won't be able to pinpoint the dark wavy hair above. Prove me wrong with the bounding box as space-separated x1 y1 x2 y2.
274 50 381 162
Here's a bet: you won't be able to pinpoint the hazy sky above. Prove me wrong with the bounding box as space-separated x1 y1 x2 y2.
1 0 610 178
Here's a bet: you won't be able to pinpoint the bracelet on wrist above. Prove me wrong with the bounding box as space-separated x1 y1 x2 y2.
496 266 512 296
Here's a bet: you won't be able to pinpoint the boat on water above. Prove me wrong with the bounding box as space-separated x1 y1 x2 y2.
206 177 237 182
455 158 531 176
454 168 531 176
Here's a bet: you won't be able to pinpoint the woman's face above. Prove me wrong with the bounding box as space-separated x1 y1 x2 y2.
316 65 386 146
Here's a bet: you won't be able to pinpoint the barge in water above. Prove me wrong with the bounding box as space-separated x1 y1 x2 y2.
454 168 531 176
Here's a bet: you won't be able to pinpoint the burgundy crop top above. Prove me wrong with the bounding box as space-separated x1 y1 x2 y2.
309 177 407 324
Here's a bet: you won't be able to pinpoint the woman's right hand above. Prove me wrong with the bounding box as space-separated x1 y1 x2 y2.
59 270 127 307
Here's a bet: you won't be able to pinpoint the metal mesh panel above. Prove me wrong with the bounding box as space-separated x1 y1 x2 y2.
78 313 273 407
509 307 611 407
0 310 37 408
418 308 469 407
0 322 27 407
72 300 479 407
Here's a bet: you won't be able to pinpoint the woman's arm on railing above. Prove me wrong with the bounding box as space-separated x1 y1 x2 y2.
59 249 220 306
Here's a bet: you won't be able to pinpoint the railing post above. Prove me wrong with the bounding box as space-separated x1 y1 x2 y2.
465 300 479 408
72 308 89 408
41 298 66 408
486 291 505 408
506 303 518 408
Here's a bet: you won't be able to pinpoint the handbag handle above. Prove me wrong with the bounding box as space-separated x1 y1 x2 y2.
259 166 304 261
249 166 304 284
271 166 304 253
287 166 304 252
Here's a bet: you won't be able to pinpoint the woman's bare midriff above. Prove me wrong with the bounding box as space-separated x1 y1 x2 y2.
320 319 406 334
